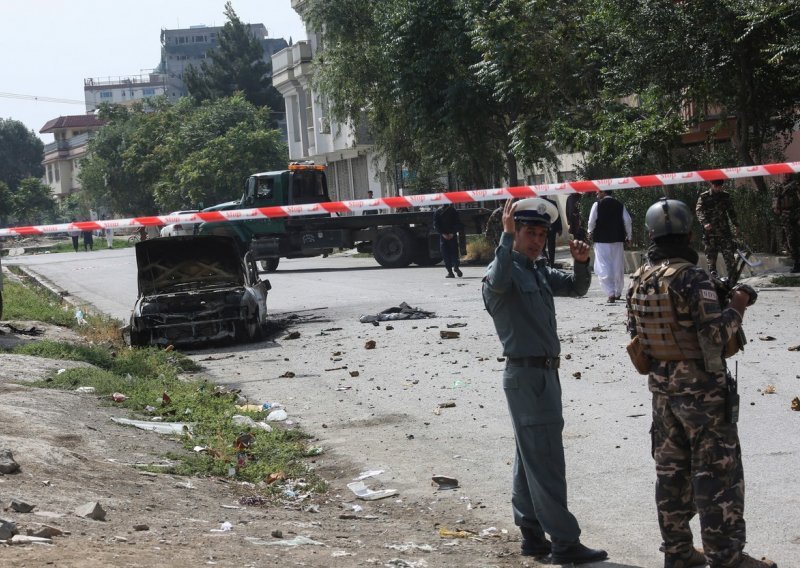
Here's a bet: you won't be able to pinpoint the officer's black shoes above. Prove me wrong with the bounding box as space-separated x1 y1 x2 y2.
454 267 463 277
520 526 551 557
664 547 706 568
445 271 455 278
549 542 608 565
734 553 777 568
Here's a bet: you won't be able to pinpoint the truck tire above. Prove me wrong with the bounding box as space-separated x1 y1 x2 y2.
260 258 280 272
412 238 441 266
374 227 414 268
129 327 149 348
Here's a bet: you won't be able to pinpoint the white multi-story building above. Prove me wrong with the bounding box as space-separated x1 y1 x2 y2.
84 73 168 111
161 24 287 101
271 1 389 202
39 114 106 201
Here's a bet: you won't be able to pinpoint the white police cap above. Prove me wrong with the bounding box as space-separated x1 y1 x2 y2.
513 198 559 227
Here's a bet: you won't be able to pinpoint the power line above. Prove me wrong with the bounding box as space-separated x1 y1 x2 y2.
0 91 85 105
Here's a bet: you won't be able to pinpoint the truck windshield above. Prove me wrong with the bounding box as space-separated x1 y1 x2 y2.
291 170 328 204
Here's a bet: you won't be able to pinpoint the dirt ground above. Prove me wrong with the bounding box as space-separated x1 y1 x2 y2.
0 324 532 568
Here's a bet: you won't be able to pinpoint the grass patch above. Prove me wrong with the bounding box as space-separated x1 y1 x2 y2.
770 274 800 287
465 235 495 264
45 239 132 254
2 273 321 487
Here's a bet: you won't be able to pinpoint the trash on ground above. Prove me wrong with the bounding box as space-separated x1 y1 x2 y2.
283 331 301 340
759 335 777 341
111 417 193 435
75 386 96 394
761 385 776 395
74 308 87 325
354 469 384 481
385 542 435 552
791 397 800 411
210 521 233 532
235 404 264 412
56 369 66 375
10 535 53 545
365 340 376 349
279 371 295 378
446 323 467 328
359 302 436 323
438 527 475 539
111 392 127 403
246 535 325 547
267 408 288 421
431 475 459 490
439 330 460 339
437 401 456 408
479 526 501 537
347 480 398 501
788 345 800 351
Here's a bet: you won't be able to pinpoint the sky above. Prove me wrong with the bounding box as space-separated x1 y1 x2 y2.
0 0 307 143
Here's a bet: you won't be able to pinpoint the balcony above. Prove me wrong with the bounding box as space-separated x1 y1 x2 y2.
272 41 313 92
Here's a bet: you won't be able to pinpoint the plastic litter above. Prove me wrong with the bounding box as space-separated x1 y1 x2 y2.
267 408 288 421
354 469 384 481
56 369 66 375
110 417 193 435
246 535 325 547
385 542 435 553
74 308 87 325
210 521 233 532
347 481 398 501
75 386 96 394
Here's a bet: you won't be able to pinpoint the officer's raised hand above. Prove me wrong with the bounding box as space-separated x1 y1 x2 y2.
501 198 517 234
569 239 590 263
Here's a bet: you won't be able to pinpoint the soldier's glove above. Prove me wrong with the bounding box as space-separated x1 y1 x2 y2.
731 283 758 306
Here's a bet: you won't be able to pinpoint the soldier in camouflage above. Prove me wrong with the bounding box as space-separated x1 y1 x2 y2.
772 173 800 273
626 199 775 568
695 179 739 277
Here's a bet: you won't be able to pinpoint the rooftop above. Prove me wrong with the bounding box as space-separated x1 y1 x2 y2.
40 114 107 133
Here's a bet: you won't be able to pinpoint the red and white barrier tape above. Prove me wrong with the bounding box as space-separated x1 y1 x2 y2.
2 161 798 237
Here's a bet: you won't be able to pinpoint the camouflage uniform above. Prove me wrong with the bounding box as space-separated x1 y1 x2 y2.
627 258 747 567
695 189 739 276
773 176 800 271
485 206 504 247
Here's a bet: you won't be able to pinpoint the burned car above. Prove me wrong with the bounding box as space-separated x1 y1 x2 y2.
128 235 270 347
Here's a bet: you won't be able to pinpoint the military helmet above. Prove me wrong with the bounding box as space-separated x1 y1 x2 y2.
645 198 693 239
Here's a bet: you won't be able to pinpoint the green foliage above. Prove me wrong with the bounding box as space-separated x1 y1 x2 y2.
770 274 800 287
0 118 44 192
2 280 75 326
80 95 287 214
184 2 283 114
10 177 58 225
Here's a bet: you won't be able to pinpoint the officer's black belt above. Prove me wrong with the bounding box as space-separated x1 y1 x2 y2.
506 356 560 369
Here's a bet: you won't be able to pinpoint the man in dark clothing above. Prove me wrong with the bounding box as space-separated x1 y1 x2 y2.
543 196 563 267
588 191 632 302
483 198 607 566
433 203 464 278
566 193 587 241
772 173 800 273
627 198 775 568
695 179 739 277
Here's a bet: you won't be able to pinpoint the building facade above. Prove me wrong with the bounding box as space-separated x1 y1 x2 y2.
84 73 168 112
39 114 106 201
160 24 287 101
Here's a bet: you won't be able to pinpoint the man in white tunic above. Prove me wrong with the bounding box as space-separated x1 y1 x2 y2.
587 191 632 302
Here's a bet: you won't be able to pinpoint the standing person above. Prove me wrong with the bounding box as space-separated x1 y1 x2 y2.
772 173 800 273
543 196 563 267
69 221 80 252
82 229 94 252
587 190 632 302
626 198 775 568
482 198 608 565
566 192 587 241
433 203 464 278
363 190 378 215
102 215 114 249
695 179 739 277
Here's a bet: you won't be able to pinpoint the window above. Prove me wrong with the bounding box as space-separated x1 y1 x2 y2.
143 88 156 96
54 164 60 182
100 91 113 99
557 170 576 182
178 36 186 44
528 174 545 185
47 164 53 183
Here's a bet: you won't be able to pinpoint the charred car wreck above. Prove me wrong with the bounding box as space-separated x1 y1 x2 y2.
129 235 270 347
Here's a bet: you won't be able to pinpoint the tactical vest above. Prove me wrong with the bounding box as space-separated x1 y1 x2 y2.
629 260 703 361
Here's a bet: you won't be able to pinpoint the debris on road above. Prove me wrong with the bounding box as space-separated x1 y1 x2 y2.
431 475 459 490
439 330 460 339
354 469 384 481
284 331 301 340
438 527 475 539
347 480 398 501
0 448 20 474
111 417 193 435
10 499 35 513
359 302 436 323
792 397 800 411
365 340 376 349
246 535 325 547
75 502 106 521
75 386 96 394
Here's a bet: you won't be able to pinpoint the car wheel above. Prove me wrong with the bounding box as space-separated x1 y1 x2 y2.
260 258 280 272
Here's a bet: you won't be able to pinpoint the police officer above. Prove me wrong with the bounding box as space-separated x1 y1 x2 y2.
772 173 800 273
483 198 607 565
695 179 739 277
626 199 775 568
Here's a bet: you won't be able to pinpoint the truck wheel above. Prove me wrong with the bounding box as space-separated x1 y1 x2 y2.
129 328 149 348
235 316 259 342
412 239 441 266
374 227 414 268
260 258 280 272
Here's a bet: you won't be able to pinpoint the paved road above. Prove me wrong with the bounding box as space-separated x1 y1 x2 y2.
7 248 799 567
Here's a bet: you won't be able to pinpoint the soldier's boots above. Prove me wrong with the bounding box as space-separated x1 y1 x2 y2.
665 547 706 568
729 553 777 568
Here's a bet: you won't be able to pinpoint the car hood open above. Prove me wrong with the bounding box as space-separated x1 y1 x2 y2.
135 235 245 296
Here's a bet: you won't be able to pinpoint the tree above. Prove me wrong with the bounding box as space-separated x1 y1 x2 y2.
11 178 57 225
0 118 44 192
306 0 514 188
0 181 12 226
80 95 287 214
184 2 283 114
